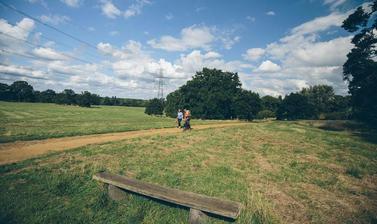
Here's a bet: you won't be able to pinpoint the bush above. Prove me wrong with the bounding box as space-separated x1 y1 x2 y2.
256 110 275 119
145 98 164 115
324 111 351 120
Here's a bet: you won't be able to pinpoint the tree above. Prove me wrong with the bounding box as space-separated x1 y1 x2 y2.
261 95 281 114
76 91 92 107
10 81 35 102
145 98 164 115
39 89 56 103
232 90 262 120
342 1 377 126
165 68 243 119
300 85 335 117
0 83 12 101
277 93 316 120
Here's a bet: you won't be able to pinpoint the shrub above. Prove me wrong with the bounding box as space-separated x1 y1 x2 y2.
256 110 275 119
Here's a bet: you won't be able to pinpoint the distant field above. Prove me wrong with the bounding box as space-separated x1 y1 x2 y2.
0 101 220 143
0 121 376 223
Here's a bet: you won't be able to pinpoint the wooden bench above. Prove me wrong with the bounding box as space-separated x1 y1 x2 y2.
93 172 242 223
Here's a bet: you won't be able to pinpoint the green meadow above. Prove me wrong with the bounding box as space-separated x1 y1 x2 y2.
1 119 376 223
0 101 220 143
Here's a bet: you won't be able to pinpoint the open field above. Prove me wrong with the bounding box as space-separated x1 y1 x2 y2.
0 101 222 143
1 120 376 223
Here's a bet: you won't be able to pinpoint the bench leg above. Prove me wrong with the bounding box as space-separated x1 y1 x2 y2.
107 184 128 201
189 208 208 224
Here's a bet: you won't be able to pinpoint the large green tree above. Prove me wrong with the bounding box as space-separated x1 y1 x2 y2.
300 85 335 117
277 93 316 120
10 81 35 102
165 68 244 119
342 1 377 126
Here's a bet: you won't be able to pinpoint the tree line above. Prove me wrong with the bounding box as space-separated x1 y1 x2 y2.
145 68 350 120
0 81 148 107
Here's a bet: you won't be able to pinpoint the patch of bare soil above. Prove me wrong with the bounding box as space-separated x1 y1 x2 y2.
0 123 250 165
254 154 275 172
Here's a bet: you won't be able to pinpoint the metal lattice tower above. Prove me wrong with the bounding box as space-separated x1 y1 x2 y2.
157 69 164 99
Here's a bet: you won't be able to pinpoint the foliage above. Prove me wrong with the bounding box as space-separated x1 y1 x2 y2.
261 95 281 114
342 1 377 127
232 89 262 120
0 81 147 107
256 110 275 119
165 68 261 119
300 85 335 117
277 93 316 120
10 81 35 102
144 98 165 115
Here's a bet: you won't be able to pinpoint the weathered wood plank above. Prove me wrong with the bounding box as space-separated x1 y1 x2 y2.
93 172 242 219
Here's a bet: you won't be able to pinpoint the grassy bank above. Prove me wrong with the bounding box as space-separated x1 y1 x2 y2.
0 101 221 143
0 121 376 223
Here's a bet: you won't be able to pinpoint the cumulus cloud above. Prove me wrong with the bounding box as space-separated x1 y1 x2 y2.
266 11 275 16
100 0 121 19
243 48 265 61
40 14 70 25
61 0 81 7
241 8 357 96
32 47 70 61
255 60 281 73
0 18 35 54
0 64 48 80
124 0 151 19
148 25 215 51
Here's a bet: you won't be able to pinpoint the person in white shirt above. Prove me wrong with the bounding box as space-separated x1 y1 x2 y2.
177 109 183 128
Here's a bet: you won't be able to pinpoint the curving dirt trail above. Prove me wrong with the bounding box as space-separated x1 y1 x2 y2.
0 122 250 165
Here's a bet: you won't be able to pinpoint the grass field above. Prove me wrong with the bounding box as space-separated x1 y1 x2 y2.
0 101 220 143
1 120 376 223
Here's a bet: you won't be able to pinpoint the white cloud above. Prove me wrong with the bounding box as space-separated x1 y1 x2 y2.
323 0 346 10
243 48 265 61
266 11 275 16
0 64 48 79
290 12 348 36
100 0 121 19
0 18 35 54
61 0 80 8
241 8 357 96
204 51 221 59
246 16 256 22
148 25 215 51
109 31 119 36
124 0 151 19
40 14 70 25
165 13 173 20
255 60 281 73
32 47 69 61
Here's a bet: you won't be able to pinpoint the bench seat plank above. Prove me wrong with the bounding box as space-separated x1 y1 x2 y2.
93 172 242 219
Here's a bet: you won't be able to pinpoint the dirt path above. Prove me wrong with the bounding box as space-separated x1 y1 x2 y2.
0 123 250 165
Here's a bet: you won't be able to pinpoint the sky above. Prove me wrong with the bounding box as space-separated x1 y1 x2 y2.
0 0 368 99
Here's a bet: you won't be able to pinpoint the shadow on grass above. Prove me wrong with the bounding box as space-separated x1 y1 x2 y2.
313 120 377 144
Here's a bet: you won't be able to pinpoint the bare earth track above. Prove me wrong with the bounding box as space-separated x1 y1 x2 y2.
0 123 250 165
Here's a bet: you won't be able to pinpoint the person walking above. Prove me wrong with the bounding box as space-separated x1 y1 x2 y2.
177 109 183 128
183 109 191 131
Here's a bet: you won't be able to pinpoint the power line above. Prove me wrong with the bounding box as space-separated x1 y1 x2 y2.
0 31 93 64
2 20 102 61
0 1 98 51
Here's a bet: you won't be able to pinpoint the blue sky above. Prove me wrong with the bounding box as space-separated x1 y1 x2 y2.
0 0 368 98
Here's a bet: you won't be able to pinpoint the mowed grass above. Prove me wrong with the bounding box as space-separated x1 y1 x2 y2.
0 101 219 143
1 121 376 223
